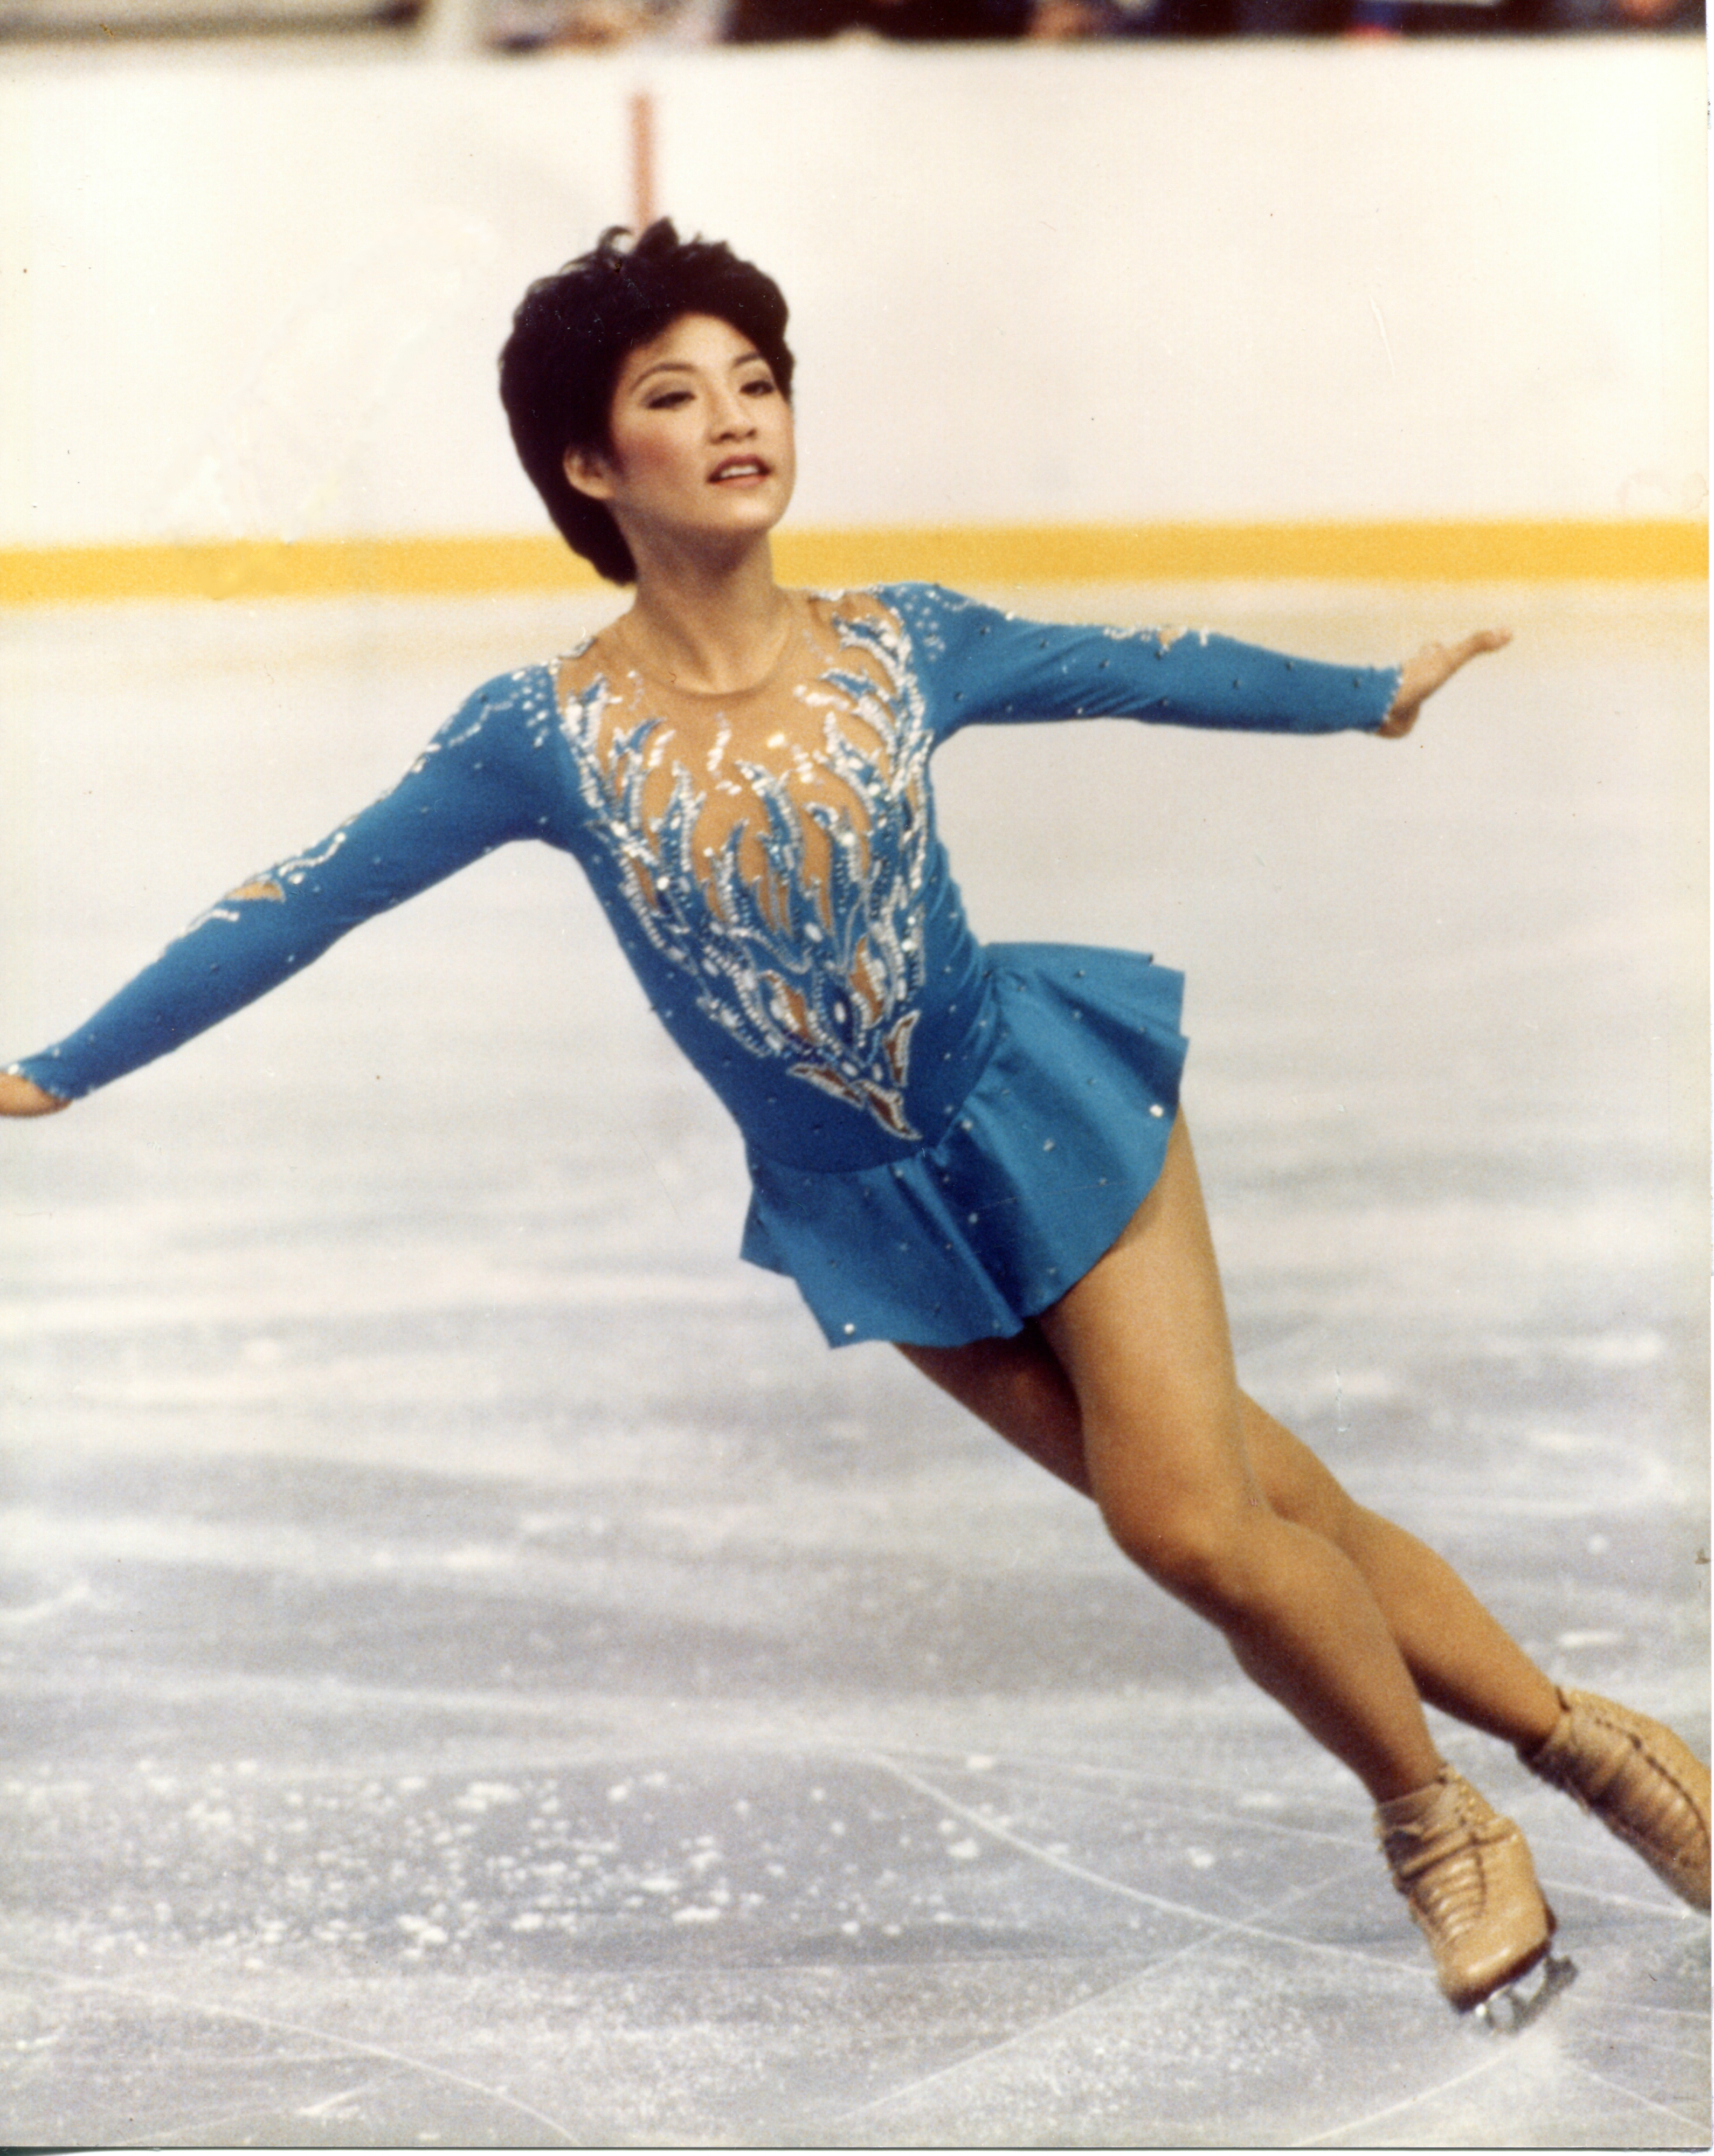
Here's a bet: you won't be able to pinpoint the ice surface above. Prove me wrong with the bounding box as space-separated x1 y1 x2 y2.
1 585 1706 2146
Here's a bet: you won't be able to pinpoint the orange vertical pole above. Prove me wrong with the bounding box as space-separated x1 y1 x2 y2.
630 91 656 232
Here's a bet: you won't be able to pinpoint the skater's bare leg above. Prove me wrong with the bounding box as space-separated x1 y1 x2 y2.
902 1243 1560 1755
902 1337 1561 1752
898 1321 1088 1492
1033 1118 1443 1801
1238 1398 1560 1749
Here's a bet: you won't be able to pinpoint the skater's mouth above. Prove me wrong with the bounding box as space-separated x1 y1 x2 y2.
708 458 770 485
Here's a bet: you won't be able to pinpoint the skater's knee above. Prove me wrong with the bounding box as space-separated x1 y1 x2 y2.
1243 1400 1359 1545
1095 1475 1269 1619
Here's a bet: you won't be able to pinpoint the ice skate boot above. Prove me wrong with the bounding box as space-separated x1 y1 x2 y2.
1377 1766 1563 2017
1521 1688 1711 1913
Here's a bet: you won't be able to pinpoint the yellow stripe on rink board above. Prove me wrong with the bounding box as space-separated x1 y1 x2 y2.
775 521 1710 587
1 521 1705 605
0 536 585 606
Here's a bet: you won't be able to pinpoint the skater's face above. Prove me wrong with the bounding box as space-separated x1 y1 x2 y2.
564 313 795 562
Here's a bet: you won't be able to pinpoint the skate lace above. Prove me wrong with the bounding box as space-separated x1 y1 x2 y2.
1383 1812 1516 1941
1540 1700 1707 1843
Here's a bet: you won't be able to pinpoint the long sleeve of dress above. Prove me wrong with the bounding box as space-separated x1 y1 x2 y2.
884 584 1401 741
8 673 554 1102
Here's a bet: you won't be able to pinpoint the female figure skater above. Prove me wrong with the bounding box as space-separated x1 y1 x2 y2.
3 222 1705 2020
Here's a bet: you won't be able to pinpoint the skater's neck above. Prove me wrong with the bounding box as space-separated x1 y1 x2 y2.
614 548 794 699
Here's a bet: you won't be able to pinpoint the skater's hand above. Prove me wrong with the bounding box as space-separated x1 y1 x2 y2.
1377 629 1512 738
0 1073 69 1117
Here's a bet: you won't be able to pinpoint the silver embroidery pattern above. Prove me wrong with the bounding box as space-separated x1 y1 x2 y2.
559 601 933 1139
180 831 350 938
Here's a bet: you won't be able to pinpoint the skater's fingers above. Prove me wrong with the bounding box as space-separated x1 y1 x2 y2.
1437 626 1513 677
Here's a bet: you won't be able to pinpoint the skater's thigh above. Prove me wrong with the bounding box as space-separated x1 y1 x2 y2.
897 1337 1344 1538
897 1325 1090 1495
903 1120 1270 1535
1035 1118 1261 1545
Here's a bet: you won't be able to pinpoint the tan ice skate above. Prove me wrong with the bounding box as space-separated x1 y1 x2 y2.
1521 1688 1711 1913
1377 1766 1573 2023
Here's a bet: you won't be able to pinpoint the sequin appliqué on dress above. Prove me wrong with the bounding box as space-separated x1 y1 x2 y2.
556 597 934 1141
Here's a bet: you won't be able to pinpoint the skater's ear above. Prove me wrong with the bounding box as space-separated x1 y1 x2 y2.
564 445 619 503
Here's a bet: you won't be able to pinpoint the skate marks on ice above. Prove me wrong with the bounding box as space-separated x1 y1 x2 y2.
3 1730 1705 2147
824 1745 1710 2148
0 1960 591 2148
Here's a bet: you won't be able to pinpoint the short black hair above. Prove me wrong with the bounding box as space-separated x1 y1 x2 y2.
498 220 795 586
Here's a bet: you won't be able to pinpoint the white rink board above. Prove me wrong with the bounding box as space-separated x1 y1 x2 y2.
0 37 1704 544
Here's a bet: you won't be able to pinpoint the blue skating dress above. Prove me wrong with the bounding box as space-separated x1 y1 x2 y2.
8 584 1399 1346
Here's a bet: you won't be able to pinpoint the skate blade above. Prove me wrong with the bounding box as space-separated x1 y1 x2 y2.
1472 1952 1578 2034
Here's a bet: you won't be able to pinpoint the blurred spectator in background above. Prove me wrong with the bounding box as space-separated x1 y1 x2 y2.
480 0 1696 48
727 0 1026 35
723 0 1702 39
1020 0 1697 36
487 0 717 43
0 0 1690 47
488 0 1024 40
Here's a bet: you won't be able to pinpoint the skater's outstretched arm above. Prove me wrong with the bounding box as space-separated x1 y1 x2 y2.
894 584 1511 744
1 672 560 1110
